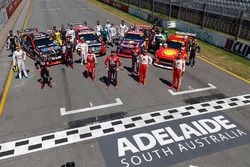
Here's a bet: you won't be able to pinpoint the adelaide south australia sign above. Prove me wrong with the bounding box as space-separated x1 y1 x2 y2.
98 112 250 167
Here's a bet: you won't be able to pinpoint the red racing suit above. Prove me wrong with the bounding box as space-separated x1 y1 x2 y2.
85 53 97 80
104 55 122 87
137 54 152 85
171 58 185 91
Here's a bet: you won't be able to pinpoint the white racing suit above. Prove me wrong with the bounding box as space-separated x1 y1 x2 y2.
76 42 88 65
13 50 29 79
95 24 102 37
66 29 76 43
118 24 128 38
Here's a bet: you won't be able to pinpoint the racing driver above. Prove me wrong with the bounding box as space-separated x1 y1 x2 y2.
85 49 97 80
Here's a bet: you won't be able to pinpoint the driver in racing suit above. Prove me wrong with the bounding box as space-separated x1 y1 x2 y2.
35 53 52 89
13 45 29 80
6 30 19 55
170 52 185 92
75 38 88 65
95 20 102 37
104 50 122 88
118 20 128 38
60 25 67 43
62 37 74 68
66 24 76 44
85 49 97 80
131 48 140 75
137 50 152 85
153 29 164 51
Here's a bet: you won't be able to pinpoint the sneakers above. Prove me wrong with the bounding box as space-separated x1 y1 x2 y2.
25 75 30 79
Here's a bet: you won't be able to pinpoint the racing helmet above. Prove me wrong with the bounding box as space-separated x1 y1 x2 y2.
12 65 19 72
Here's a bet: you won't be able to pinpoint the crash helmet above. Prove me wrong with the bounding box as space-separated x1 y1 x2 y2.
12 65 18 72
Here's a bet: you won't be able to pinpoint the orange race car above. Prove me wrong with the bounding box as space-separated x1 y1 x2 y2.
154 31 196 69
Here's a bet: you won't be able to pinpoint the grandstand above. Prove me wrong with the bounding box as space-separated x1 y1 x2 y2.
155 0 250 18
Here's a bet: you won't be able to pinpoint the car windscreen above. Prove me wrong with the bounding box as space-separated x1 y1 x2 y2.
167 41 183 49
34 38 54 47
124 34 144 41
79 34 99 41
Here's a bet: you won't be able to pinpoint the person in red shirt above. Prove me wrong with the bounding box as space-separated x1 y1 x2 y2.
85 49 97 80
104 50 122 88
170 52 185 92
137 50 152 85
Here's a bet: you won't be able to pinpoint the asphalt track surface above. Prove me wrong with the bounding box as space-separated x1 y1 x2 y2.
0 0 249 166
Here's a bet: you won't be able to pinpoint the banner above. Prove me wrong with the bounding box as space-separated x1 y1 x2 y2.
224 38 250 59
0 8 8 29
128 7 148 21
6 0 22 19
112 1 128 12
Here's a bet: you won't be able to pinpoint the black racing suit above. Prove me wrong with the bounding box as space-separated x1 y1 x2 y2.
35 56 52 87
6 34 18 54
60 29 67 42
63 41 74 67
189 43 200 67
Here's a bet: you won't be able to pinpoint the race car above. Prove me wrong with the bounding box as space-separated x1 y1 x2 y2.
17 28 64 65
116 31 145 58
71 23 106 56
153 31 196 69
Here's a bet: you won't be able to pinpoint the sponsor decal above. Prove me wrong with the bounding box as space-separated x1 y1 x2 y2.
163 49 177 57
224 38 250 59
98 112 250 167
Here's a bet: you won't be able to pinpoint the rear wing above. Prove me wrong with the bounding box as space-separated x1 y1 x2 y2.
17 28 38 36
68 22 87 27
135 24 152 30
175 31 196 37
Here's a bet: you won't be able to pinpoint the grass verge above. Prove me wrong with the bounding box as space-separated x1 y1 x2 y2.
88 0 250 82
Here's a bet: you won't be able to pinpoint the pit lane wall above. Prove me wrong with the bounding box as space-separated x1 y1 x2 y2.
98 0 250 60
0 0 22 31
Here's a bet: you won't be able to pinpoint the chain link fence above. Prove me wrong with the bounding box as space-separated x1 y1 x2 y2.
0 0 13 10
117 0 250 40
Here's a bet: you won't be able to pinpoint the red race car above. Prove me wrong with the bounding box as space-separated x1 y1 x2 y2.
72 23 106 56
154 31 196 69
116 24 151 58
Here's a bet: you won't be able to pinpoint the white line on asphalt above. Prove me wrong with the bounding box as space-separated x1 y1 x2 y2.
60 98 123 116
90 102 93 107
43 8 61 11
168 83 216 96
0 94 249 161
189 165 199 167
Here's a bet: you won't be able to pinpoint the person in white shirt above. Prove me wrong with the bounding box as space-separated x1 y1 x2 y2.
75 38 88 65
118 20 128 38
170 52 185 92
105 20 112 29
66 25 76 43
137 50 152 85
110 24 117 46
13 45 29 80
95 20 102 37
